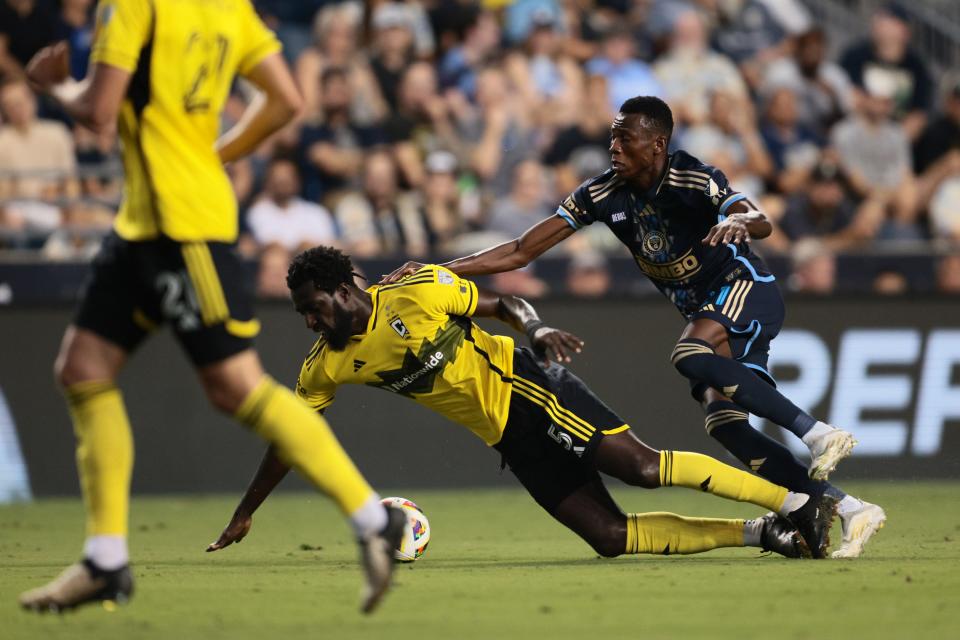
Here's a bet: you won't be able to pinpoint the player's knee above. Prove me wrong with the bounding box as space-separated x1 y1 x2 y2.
199 350 264 415
54 352 106 389
618 450 661 489
670 339 715 378
587 521 626 558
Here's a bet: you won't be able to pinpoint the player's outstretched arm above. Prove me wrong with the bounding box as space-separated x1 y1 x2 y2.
206 445 291 552
216 52 303 164
26 42 131 135
702 199 773 246
381 215 575 284
472 286 583 363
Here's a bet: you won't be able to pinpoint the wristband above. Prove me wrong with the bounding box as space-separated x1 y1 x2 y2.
523 320 546 341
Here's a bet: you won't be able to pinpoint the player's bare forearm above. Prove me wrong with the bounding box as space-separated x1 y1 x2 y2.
442 216 575 276
234 445 291 518
27 44 130 135
473 287 583 363
217 53 303 164
703 200 772 246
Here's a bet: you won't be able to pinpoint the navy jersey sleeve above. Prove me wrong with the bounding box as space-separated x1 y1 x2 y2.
669 152 749 222
555 179 599 230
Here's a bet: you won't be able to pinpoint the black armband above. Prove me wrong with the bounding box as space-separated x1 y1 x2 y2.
523 320 546 342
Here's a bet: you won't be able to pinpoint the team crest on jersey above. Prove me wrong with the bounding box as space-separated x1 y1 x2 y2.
438 271 454 285
390 317 410 338
642 230 667 255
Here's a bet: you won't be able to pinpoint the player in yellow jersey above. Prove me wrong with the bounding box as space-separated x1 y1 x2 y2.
207 247 837 561
20 0 403 614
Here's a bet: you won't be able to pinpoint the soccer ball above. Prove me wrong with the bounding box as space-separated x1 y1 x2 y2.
381 496 430 562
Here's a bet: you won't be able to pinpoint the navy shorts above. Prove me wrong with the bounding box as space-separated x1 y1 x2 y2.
686 278 785 399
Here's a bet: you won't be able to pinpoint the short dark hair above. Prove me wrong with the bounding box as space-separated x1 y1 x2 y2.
287 246 356 293
618 96 674 139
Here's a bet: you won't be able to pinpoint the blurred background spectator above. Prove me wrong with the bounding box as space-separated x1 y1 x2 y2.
0 0 957 298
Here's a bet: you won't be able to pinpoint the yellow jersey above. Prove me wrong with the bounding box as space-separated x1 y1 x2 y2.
90 0 280 242
295 266 516 445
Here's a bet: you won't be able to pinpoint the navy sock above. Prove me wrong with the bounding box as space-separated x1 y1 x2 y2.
673 339 816 438
704 401 829 496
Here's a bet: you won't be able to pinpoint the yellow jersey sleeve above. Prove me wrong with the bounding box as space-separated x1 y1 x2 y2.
411 265 480 318
90 0 153 73
236 0 282 76
295 343 337 412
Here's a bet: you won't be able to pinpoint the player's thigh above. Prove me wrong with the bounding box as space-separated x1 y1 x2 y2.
71 233 155 369
150 239 260 366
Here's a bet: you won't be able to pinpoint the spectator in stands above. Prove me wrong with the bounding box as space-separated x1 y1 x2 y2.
412 150 471 255
680 89 773 198
256 243 294 299
299 67 385 205
246 158 337 253
936 254 960 294
872 269 909 295
461 65 537 196
56 0 94 80
840 3 933 141
762 28 853 137
504 9 584 128
488 159 555 239
566 249 611 298
0 79 77 238
913 81 960 175
0 0 58 79
369 3 418 112
653 7 747 127
919 150 960 242
385 61 462 190
40 203 111 261
542 73 612 198
295 2 386 125
760 86 823 195
713 0 811 88
788 239 836 294
831 72 920 240
335 150 428 257
438 6 500 101
776 159 882 252
586 25 663 116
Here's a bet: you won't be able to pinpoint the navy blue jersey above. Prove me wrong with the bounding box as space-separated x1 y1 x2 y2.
556 150 774 316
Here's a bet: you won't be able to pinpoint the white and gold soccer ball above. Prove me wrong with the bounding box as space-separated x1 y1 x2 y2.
381 496 430 562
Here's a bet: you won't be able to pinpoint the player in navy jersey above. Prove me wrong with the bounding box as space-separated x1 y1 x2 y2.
383 96 885 558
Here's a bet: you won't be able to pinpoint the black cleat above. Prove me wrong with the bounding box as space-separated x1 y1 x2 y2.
786 494 839 559
19 559 134 613
358 505 407 614
759 513 804 558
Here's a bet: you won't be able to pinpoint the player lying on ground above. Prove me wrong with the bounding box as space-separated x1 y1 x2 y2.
382 96 885 558
19 0 402 614
208 247 837 560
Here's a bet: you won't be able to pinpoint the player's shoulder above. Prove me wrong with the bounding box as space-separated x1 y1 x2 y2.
664 150 729 200
300 337 328 374
379 264 455 291
577 169 626 206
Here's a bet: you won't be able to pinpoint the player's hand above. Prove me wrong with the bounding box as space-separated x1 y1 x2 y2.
380 261 425 284
25 41 70 93
206 512 252 552
531 327 584 364
703 216 750 247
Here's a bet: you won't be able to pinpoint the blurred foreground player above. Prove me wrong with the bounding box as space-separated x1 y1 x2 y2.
21 0 402 614
208 248 837 561
383 96 885 558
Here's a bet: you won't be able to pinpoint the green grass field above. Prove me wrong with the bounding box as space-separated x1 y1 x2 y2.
2 482 959 640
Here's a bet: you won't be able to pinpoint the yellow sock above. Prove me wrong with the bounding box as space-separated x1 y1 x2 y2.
65 381 134 536
659 450 787 512
235 377 374 516
625 512 744 554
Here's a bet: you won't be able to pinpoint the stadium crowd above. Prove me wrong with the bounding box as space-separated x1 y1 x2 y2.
1 0 959 297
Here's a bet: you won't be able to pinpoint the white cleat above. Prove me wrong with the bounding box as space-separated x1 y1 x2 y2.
808 427 857 480
831 502 886 558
